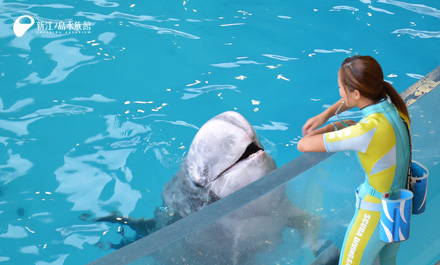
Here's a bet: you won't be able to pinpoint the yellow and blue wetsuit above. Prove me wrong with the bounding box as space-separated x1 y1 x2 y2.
323 98 410 265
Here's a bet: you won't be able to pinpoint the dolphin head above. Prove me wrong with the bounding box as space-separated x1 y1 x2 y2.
185 111 276 197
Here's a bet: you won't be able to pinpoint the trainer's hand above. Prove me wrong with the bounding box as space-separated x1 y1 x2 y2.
331 120 357 130
302 113 328 136
343 119 357 127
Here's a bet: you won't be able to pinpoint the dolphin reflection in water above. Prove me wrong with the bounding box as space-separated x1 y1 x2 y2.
91 111 339 264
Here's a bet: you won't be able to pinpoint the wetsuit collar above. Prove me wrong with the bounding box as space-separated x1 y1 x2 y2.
361 97 394 117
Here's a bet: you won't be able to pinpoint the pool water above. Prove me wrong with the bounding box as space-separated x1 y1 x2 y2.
0 0 439 264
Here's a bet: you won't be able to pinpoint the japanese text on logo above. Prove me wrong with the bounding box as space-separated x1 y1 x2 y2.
37 21 92 34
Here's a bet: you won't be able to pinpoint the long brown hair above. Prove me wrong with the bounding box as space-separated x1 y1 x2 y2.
339 55 410 122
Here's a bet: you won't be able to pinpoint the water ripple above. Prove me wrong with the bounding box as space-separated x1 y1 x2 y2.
0 98 34 113
0 117 42 136
76 11 159 22
97 32 116 45
20 104 93 119
56 223 109 237
392 29 440 39
154 120 199 130
332 6 359 12
406 73 424 79
128 21 200 39
262 54 298 61
253 121 289 131
71 94 116 103
0 137 8 145
20 245 39 255
0 2 73 11
55 148 140 216
7 25 60 50
0 103 91 136
210 60 262 68
17 38 99 87
64 233 101 249
0 150 33 185
0 225 28 239
36 254 68 265
181 84 239 100
86 0 119 8
377 0 440 18
370 6 394 14
110 135 143 148
84 115 151 143
314 49 352 55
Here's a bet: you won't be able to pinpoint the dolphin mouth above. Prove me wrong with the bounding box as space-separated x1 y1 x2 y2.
214 142 264 181
237 142 263 163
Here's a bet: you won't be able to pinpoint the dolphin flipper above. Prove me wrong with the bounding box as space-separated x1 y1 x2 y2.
284 199 320 246
283 198 340 260
90 211 157 237
310 243 340 265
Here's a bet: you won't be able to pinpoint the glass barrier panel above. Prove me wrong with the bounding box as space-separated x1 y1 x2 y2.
128 150 365 265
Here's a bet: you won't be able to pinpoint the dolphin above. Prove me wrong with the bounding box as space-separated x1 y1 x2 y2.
91 111 339 264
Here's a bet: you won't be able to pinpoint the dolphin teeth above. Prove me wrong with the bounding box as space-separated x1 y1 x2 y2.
237 142 263 162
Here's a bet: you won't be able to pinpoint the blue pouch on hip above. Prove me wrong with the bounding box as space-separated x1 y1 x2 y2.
380 189 413 243
409 161 429 215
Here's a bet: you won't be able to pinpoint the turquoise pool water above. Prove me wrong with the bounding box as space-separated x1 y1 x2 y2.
1 0 439 264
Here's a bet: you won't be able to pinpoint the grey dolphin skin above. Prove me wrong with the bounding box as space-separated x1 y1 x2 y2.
91 111 339 264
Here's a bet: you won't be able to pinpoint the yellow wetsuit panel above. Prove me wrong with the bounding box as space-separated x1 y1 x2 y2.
341 210 380 265
324 112 397 202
